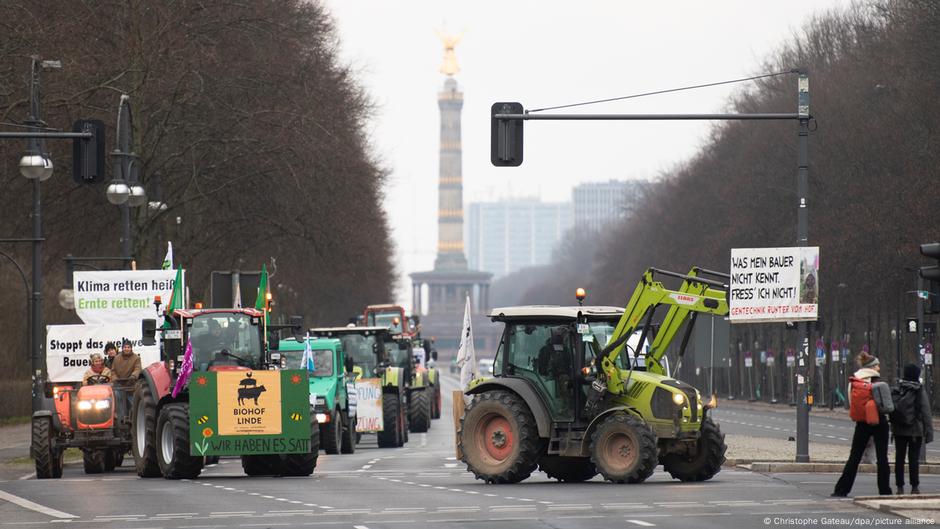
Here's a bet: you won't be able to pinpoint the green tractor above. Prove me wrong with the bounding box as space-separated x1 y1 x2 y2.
309 326 410 447
275 336 358 454
458 267 729 484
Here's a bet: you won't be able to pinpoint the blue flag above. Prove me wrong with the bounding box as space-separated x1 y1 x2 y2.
300 333 314 371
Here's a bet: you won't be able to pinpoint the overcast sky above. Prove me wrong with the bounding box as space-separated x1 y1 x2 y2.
322 0 851 311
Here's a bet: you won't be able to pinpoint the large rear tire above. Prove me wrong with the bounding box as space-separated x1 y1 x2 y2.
458 390 543 484
409 389 432 433
377 393 403 448
662 417 726 482
31 416 62 479
241 455 284 476
320 409 341 455
432 384 442 419
131 379 161 477
83 449 107 474
156 403 203 479
538 456 597 482
341 412 356 454
590 413 657 484
282 410 319 476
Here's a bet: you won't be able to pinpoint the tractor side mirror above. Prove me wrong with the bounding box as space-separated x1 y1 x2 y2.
141 319 157 346
431 350 438 361
345 355 354 374
289 315 303 338
268 332 280 351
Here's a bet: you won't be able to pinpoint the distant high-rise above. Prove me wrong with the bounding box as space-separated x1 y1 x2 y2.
572 180 648 232
467 199 571 278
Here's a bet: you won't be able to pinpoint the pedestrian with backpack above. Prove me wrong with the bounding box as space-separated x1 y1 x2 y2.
891 363 934 495
832 352 895 496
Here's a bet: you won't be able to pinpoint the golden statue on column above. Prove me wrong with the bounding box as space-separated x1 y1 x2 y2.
438 30 462 76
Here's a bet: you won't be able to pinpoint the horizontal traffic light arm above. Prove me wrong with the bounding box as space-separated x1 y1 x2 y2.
0 131 93 139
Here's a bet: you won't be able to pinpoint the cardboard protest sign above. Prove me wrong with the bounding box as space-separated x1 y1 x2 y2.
355 378 384 433
46 323 159 382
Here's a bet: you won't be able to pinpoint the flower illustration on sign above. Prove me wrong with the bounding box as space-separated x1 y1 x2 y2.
291 374 302 385
196 375 208 386
194 425 214 455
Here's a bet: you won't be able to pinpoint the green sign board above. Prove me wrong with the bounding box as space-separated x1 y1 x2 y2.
188 369 311 456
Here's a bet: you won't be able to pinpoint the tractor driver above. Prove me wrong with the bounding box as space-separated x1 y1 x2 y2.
83 353 112 385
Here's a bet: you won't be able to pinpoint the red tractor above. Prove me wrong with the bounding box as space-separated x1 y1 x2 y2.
31 376 134 478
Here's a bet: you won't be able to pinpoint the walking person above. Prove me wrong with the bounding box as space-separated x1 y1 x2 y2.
832 352 894 497
891 363 934 495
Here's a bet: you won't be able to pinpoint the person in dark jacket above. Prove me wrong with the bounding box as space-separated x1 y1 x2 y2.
833 352 895 497
892 363 934 495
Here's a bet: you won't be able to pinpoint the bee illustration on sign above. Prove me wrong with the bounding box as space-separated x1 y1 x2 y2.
236 372 266 406
196 415 210 425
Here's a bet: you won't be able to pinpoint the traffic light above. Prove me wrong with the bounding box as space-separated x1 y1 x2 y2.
490 102 524 166
920 243 940 314
71 119 105 183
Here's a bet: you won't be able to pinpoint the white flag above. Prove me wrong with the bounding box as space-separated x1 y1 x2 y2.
161 241 173 270
456 295 477 390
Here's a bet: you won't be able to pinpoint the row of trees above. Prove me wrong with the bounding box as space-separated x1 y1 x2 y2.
0 1 395 412
518 0 940 408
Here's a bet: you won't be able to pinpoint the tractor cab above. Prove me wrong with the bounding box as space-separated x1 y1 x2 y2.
308 326 394 379
147 308 269 374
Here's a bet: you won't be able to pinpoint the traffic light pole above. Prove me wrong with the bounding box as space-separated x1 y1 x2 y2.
795 72 811 463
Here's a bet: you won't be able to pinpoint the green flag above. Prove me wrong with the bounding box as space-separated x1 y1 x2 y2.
254 264 268 310
162 267 185 328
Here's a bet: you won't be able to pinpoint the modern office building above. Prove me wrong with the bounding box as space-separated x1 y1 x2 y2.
572 179 648 232
466 199 571 278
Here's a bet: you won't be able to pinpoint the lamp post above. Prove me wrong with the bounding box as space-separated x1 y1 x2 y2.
105 95 145 260
21 57 58 412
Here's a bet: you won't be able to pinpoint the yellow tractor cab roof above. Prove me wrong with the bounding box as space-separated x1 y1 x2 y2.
488 306 624 321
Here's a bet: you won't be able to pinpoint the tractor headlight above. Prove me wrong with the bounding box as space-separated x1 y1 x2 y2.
94 400 110 410
672 392 685 406
315 413 328 423
77 400 93 410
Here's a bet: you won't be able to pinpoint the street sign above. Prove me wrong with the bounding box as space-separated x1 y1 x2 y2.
766 354 775 366
744 351 753 368
786 348 796 367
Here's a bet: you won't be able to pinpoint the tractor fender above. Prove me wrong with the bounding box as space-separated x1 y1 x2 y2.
428 368 439 387
141 363 173 408
579 405 643 455
382 366 402 391
465 378 552 438
32 409 58 432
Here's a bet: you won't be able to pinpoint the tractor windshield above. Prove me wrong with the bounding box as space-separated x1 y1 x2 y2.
309 349 334 377
386 341 411 369
189 313 262 370
338 334 378 375
589 321 649 369
368 311 404 333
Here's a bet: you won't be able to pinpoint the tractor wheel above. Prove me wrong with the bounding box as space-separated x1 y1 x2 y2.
590 413 658 484
662 417 726 482
104 449 117 472
241 455 284 476
113 450 125 468
409 389 432 433
156 403 203 479
432 384 442 419
82 449 107 474
341 412 356 454
538 456 597 482
131 379 161 477
31 415 62 479
377 393 403 448
282 410 320 476
458 390 543 484
320 409 341 455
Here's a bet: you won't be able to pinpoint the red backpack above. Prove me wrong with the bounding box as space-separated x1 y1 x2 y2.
849 376 880 425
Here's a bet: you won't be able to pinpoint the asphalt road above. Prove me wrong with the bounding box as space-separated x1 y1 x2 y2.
713 405 940 456
0 374 932 529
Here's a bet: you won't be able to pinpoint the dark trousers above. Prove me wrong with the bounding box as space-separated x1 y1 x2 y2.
895 435 923 488
834 417 891 496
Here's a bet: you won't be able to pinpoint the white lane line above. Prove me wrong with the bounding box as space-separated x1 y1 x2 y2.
354 526 370 529
627 520 656 527
0 489 78 519
17 472 34 481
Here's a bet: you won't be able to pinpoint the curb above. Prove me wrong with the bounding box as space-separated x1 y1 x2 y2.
748 461 940 473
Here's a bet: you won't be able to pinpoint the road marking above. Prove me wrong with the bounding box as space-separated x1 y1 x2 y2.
17 472 34 480
627 520 656 527
0 489 77 519
354 526 370 529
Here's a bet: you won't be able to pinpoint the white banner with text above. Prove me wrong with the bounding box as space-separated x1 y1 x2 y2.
729 247 819 323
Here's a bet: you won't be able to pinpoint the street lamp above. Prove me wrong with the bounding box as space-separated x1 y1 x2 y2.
19 153 53 181
106 176 130 204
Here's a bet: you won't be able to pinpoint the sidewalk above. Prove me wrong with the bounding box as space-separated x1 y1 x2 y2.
719 397 940 423
854 495 939 522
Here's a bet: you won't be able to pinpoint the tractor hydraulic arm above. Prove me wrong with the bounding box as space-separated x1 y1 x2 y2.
598 267 729 395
